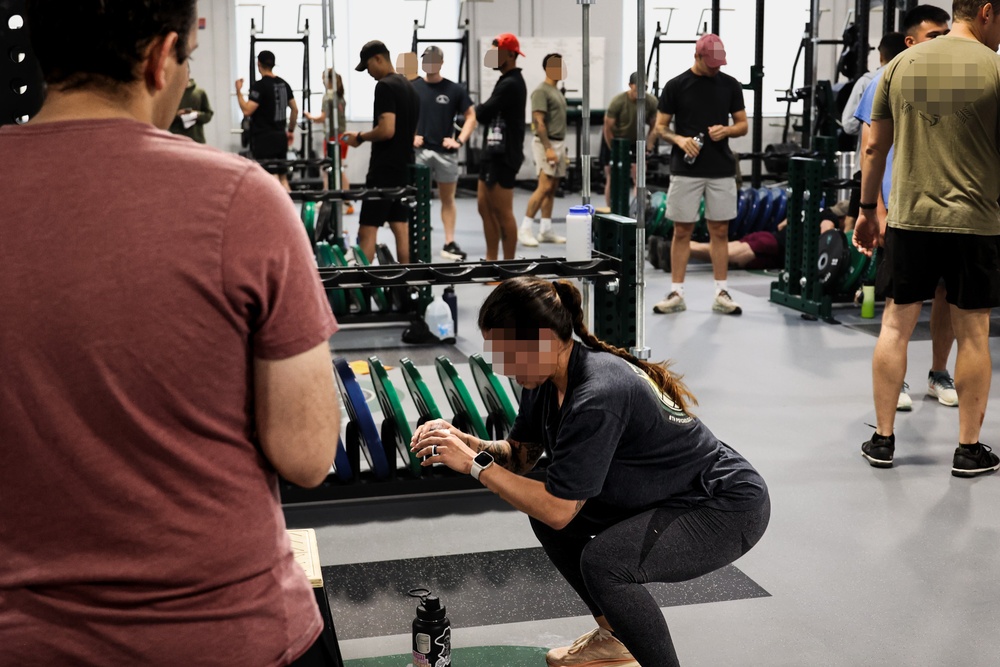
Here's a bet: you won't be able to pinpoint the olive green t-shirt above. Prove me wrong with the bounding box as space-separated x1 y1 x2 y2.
531 82 567 141
606 91 658 141
873 35 1000 235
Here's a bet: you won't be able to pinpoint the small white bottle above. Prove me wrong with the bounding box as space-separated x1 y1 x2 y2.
565 205 594 262
424 295 455 340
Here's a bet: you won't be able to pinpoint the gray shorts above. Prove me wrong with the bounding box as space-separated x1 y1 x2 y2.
666 175 738 222
531 137 569 178
415 148 459 184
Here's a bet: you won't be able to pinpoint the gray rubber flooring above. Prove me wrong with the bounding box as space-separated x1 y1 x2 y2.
286 190 1000 666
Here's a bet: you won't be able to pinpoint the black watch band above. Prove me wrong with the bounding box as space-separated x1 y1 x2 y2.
859 202 877 210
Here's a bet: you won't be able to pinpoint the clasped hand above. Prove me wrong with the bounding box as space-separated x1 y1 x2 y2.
409 419 477 473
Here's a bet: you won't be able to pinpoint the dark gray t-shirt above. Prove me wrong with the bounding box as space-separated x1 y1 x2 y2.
510 344 766 525
413 77 473 153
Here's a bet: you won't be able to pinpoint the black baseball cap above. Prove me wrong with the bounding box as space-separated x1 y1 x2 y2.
422 45 444 62
356 40 390 71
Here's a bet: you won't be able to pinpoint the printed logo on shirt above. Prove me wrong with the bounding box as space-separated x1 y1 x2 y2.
436 94 451 105
900 52 987 124
624 361 693 425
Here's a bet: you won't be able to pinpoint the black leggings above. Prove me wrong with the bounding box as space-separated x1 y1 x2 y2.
531 493 770 667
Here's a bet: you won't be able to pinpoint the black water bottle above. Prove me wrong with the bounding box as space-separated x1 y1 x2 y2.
409 588 451 667
442 286 458 336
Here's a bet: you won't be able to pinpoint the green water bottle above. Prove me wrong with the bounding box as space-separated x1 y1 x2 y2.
861 282 876 319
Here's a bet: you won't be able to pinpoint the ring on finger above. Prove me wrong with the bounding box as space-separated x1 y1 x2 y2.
431 445 438 457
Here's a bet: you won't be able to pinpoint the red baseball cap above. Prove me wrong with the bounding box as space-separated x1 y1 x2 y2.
494 33 525 57
696 34 727 68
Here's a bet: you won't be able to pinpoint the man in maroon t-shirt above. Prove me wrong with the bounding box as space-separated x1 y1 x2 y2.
0 2 341 665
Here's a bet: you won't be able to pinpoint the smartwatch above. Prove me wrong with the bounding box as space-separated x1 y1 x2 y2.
859 202 877 210
356 133 365 145
470 451 494 481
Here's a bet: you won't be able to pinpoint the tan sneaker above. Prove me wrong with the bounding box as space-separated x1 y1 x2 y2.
546 627 638 667
653 291 686 314
712 289 742 315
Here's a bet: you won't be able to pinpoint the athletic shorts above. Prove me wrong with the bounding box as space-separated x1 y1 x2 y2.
666 175 737 222
322 139 349 163
359 171 411 228
742 231 782 270
531 137 568 178
415 148 459 184
877 227 1000 309
251 131 289 174
479 159 518 190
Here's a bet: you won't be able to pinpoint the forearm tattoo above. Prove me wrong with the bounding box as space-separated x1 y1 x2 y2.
462 434 543 474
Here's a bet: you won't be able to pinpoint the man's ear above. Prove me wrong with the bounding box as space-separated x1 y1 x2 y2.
144 32 181 91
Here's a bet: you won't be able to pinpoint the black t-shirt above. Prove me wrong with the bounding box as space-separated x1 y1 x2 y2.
413 77 473 153
510 344 766 527
369 73 420 181
248 76 294 136
475 68 527 171
658 69 745 178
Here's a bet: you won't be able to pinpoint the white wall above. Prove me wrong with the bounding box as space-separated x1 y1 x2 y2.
197 0 936 176
191 1 238 151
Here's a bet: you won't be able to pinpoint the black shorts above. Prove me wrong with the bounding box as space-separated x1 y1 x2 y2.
359 171 411 228
876 227 1000 309
250 131 288 174
479 159 518 189
597 138 637 169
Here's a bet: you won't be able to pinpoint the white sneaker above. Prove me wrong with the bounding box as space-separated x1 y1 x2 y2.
653 291 686 314
712 289 743 315
545 627 638 667
927 371 959 407
897 383 912 412
538 230 566 243
518 227 539 247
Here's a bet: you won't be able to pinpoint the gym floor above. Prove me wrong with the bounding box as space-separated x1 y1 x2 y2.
285 189 1000 667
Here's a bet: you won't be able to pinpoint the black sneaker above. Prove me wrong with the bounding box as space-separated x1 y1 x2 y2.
861 431 895 468
441 241 467 261
951 443 1000 478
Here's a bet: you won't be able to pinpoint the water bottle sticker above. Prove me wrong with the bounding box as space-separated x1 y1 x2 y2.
434 627 452 667
438 323 450 337
415 633 431 654
411 654 431 667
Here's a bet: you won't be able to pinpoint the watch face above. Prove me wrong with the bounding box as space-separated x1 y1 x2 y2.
474 451 493 467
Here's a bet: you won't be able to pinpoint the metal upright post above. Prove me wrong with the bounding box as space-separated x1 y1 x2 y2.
751 0 765 188
711 0 721 34
579 0 593 206
578 0 595 330
322 0 340 191
883 0 896 34
856 0 871 80
633 0 649 360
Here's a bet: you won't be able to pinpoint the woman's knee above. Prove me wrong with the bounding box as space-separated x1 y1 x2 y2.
579 537 638 590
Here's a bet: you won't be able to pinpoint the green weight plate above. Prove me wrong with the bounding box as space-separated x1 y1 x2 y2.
316 241 335 268
862 247 878 285
399 358 443 423
469 353 517 438
435 356 489 440
301 201 317 243
650 191 668 236
330 245 370 314
316 242 347 316
838 230 870 294
509 378 523 405
368 357 421 477
351 244 390 312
